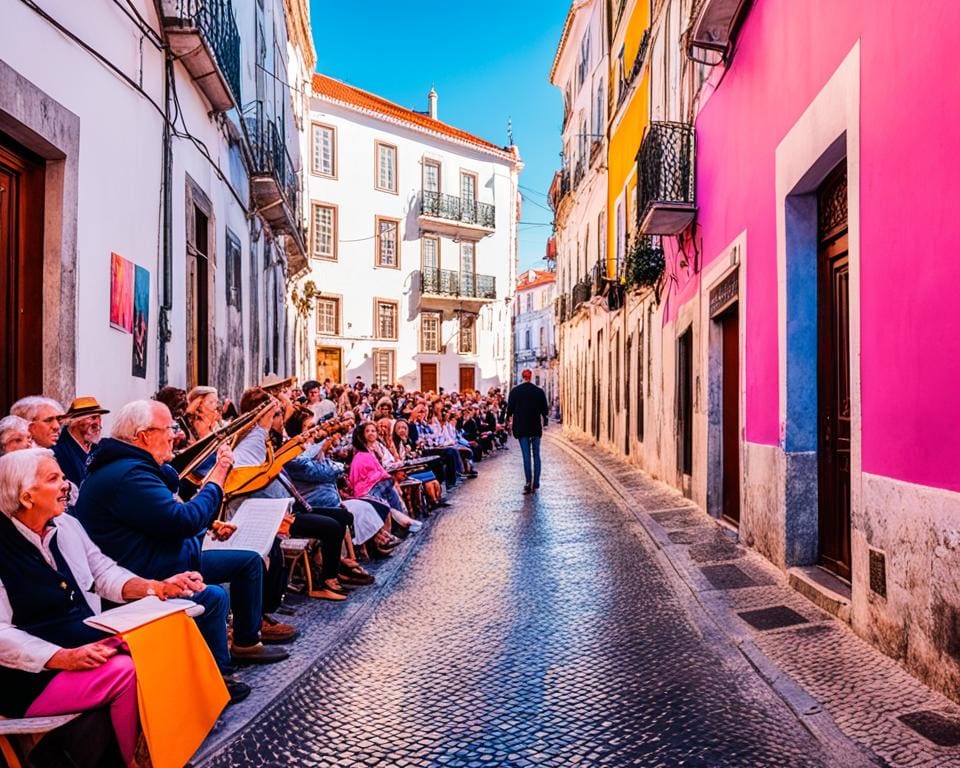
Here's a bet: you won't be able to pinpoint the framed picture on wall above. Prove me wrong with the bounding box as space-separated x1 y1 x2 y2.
131 265 149 378
109 252 134 332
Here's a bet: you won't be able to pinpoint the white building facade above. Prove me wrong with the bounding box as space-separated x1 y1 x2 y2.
513 269 558 412
298 76 522 393
0 0 312 417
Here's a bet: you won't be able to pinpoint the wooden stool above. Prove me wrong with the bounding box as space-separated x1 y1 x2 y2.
280 537 314 595
0 714 80 768
399 479 424 518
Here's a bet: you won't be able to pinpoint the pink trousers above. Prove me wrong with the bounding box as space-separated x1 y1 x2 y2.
26 653 139 766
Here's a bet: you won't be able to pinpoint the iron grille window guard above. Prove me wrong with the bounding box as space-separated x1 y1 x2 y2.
420 268 496 300
421 191 496 229
170 0 242 105
637 121 696 226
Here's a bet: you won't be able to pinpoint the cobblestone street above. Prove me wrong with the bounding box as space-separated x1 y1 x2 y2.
194 436 921 768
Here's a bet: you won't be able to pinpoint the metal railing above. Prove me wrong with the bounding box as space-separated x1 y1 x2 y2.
169 0 242 105
247 104 301 221
549 169 571 211
637 121 696 223
556 294 567 323
573 159 585 188
421 268 496 300
570 278 593 312
617 28 651 110
421 191 496 229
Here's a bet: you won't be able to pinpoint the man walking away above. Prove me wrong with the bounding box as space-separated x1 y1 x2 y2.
506 369 549 494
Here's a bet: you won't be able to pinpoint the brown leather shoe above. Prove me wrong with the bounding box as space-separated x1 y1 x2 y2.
230 642 289 664
260 615 298 644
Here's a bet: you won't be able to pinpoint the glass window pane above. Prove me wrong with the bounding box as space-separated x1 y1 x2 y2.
313 206 334 259
424 162 439 193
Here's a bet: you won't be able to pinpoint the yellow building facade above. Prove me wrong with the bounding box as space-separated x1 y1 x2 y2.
606 0 651 279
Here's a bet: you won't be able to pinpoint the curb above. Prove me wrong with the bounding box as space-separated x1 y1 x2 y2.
548 432 883 768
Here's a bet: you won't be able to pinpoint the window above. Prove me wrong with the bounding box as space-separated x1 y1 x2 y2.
460 171 477 207
423 159 440 193
372 349 395 387
311 123 336 177
539 326 545 350
376 299 398 340
375 216 400 267
316 296 340 336
311 204 337 260
225 229 242 310
376 141 397 193
460 241 475 295
526 293 533 312
459 314 476 354
420 312 441 353
524 329 531 349
595 81 605 135
421 235 440 272
615 199 625 266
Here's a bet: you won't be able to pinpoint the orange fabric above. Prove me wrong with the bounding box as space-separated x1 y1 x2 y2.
122 611 228 768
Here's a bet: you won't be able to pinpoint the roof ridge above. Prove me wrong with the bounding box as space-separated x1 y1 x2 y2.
311 73 512 157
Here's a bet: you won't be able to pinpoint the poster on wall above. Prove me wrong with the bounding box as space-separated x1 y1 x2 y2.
109 252 134 332
131 265 149 378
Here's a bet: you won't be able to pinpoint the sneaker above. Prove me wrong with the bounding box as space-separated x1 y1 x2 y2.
230 643 290 664
224 676 251 705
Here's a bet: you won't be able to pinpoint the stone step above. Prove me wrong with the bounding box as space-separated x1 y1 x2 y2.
788 566 852 624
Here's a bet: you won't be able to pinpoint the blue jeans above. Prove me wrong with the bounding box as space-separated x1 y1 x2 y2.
517 436 541 486
189 583 230 671
200 549 265 651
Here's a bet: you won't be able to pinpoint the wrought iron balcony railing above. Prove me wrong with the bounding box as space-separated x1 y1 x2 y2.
555 294 567 323
421 191 496 229
617 28 651 111
549 169 571 212
570 278 593 312
573 159 585 189
637 121 696 235
421 268 496 300
246 104 304 266
163 0 241 110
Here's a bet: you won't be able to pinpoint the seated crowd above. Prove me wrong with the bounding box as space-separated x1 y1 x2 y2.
0 376 510 766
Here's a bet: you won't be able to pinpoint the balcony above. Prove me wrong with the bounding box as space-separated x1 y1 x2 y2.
548 169 571 213
246 106 307 273
160 0 241 112
687 0 752 65
637 121 696 235
590 138 604 167
419 268 496 315
570 278 593 313
419 191 496 238
573 159 585 189
616 29 651 112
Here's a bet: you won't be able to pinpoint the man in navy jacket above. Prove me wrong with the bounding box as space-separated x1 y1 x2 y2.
73 400 288 679
506 370 550 493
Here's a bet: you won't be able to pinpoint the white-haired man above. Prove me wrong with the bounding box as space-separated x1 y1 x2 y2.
73 400 287 702
10 396 65 449
0 415 32 455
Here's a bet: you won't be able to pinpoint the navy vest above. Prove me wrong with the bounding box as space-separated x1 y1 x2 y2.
0 514 110 716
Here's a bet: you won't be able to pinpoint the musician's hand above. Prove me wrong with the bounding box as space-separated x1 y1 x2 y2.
215 443 234 472
210 520 237 541
47 642 118 671
162 571 205 597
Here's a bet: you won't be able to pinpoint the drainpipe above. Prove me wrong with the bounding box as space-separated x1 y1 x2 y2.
158 55 174 387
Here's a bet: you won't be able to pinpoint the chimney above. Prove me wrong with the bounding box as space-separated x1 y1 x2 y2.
427 86 438 120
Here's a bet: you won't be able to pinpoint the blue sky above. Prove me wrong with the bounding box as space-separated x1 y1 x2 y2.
308 1 568 273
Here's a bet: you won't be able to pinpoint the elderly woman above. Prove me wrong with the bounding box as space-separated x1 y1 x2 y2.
0 415 32 455
0 448 203 766
182 386 222 443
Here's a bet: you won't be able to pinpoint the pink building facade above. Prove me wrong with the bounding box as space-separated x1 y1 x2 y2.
664 0 960 699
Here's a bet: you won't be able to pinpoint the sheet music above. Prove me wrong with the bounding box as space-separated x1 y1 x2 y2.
84 597 196 634
202 497 291 557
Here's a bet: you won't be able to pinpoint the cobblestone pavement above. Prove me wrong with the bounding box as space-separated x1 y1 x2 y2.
561 432 960 768
198 440 859 768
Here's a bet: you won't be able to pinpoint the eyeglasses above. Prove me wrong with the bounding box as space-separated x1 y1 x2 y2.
139 423 181 437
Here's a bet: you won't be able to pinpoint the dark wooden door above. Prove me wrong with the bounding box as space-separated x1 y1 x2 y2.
0 138 44 413
719 305 740 524
817 164 851 579
420 363 438 393
458 365 475 393
677 328 693 476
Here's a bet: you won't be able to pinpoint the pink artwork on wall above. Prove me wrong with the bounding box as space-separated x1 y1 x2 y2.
110 252 134 332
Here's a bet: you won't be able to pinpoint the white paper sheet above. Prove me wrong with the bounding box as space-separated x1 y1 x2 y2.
83 596 196 634
201 497 291 557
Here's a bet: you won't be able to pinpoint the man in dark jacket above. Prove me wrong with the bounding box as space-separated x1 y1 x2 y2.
506 369 549 493
73 400 288 682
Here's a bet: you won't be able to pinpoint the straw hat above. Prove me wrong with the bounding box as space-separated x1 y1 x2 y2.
259 373 296 391
65 396 110 419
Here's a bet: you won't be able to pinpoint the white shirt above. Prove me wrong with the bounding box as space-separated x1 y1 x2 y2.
0 513 137 672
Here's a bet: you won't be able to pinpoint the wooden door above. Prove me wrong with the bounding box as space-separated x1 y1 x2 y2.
315 346 342 383
458 365 475 393
420 363 438 393
719 305 740 524
817 164 851 579
677 328 693 476
0 138 44 413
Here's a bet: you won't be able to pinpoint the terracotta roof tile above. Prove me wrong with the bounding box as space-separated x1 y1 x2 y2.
517 270 557 291
312 74 511 158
